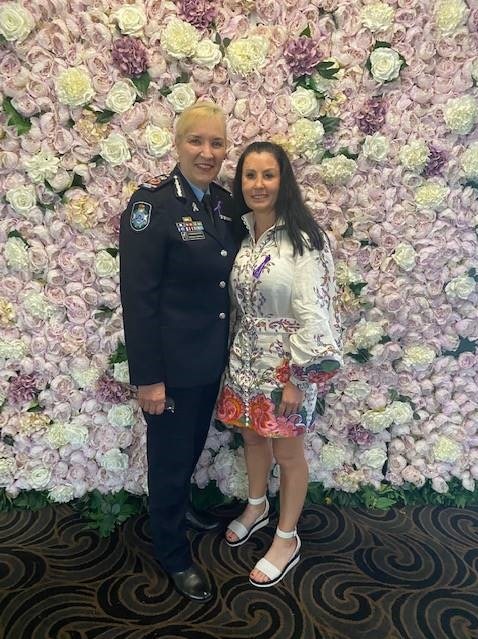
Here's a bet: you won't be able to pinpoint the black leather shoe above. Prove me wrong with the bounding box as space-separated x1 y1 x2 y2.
169 564 212 602
185 508 221 532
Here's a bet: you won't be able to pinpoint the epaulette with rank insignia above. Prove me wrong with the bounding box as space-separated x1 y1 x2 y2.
140 175 170 190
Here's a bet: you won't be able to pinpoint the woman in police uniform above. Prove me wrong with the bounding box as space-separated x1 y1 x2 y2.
119 102 236 602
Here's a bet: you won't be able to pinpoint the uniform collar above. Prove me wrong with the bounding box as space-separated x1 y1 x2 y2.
175 166 210 202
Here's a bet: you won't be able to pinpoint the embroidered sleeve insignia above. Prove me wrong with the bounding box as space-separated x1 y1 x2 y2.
130 201 152 231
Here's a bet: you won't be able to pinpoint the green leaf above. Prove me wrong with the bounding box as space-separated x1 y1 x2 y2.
300 25 311 38
337 147 359 160
13 490 50 511
346 348 372 364
464 179 478 190
89 154 105 166
2 435 14 446
27 401 42 413
7 230 29 246
316 60 339 80
106 248 119 258
222 37 231 48
442 336 478 358
109 341 128 365
176 72 189 84
132 71 151 96
374 41 392 49
96 109 115 124
319 116 341 134
349 282 367 296
271 387 283 409
95 305 113 319
229 432 244 450
380 335 392 344
342 222 353 238
2 97 32 135
159 85 172 97
319 359 341 373
315 397 326 416
71 173 86 189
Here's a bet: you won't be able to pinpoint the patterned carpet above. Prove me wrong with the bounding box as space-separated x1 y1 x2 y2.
0 503 478 639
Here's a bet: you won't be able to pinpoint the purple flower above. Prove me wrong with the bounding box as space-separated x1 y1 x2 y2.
356 97 387 135
96 374 132 404
8 374 38 405
348 424 374 446
179 0 216 30
423 146 448 178
112 37 148 77
284 37 323 77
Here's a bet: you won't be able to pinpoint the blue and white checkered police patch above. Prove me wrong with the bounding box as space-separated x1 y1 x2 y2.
130 201 151 231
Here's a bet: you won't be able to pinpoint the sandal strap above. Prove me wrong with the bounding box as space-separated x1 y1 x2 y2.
248 495 267 506
276 527 297 539
227 519 249 539
253 557 281 581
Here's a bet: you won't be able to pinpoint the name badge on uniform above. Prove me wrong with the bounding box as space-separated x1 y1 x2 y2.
130 201 151 231
176 220 205 241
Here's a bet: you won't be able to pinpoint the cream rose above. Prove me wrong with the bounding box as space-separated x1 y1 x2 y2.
445 274 476 300
226 35 269 75
318 154 357 185
0 2 34 42
145 125 173 158
71 366 101 390
359 448 388 470
434 0 468 36
392 243 417 271
24 151 60 183
0 457 15 484
291 118 324 161
6 185 36 215
4 236 29 271
46 423 70 448
361 2 395 32
414 182 447 209
389 401 414 425
369 47 403 82
461 143 478 179
49 485 75 503
319 443 348 470
361 408 394 433
108 405 135 428
23 291 54 320
0 338 28 360
100 448 129 471
193 39 222 69
165 83 197 113
433 436 461 463
362 133 389 162
352 321 384 350
56 67 95 107
343 381 371 400
95 250 119 278
402 344 436 369
113 362 130 384
64 423 89 446
105 80 137 114
399 139 429 173
290 87 319 118
99 133 131 166
162 17 199 59
114 5 146 36
0 297 15 326
29 465 52 490
443 96 478 135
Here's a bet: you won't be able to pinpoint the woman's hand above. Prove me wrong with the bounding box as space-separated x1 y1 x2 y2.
277 381 304 417
137 382 166 415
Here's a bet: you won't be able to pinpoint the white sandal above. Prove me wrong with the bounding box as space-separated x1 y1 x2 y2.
249 527 301 588
225 495 270 548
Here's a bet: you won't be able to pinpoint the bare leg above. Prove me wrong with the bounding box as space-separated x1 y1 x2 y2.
250 434 308 583
225 428 273 543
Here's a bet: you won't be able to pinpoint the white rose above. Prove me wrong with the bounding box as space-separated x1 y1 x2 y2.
100 448 129 471
433 436 462 463
359 447 388 470
100 133 131 166
6 185 36 215
445 274 476 300
291 118 325 161
29 465 52 490
48 169 73 192
45 423 70 448
23 291 54 320
95 250 119 278
4 236 29 271
0 338 28 360
434 0 468 36
0 2 34 42
290 87 319 118
443 96 478 135
71 366 101 390
389 401 414 425
192 39 222 69
64 423 89 446
56 67 95 107
352 322 383 350
361 2 395 31
23 151 60 183
0 457 16 485
145 125 173 158
320 443 348 470
226 35 269 75
392 243 417 271
369 47 403 82
105 80 137 114
113 362 130 384
48 484 75 503
362 133 389 162
166 83 197 113
343 381 371 400
362 408 394 433
414 182 448 209
431 477 449 494
399 139 429 172
318 154 357 185
402 344 436 370
108 404 135 428
461 143 478 180
114 5 146 36
162 17 199 59
335 261 362 286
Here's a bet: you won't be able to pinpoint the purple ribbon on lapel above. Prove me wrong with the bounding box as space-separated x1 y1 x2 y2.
214 201 222 215
253 254 271 278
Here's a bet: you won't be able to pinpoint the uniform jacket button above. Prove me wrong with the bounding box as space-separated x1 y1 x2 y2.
219 281 226 288
220 249 228 256
219 312 226 319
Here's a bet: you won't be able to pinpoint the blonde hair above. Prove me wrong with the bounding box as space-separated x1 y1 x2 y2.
175 101 226 142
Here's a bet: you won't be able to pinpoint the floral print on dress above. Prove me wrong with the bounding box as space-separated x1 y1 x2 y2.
217 213 343 438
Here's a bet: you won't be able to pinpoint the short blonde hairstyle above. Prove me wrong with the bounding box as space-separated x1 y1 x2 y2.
175 101 226 142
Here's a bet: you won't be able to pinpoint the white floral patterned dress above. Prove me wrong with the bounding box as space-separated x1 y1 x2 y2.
217 213 343 438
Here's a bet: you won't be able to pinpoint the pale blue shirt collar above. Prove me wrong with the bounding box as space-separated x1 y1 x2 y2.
183 176 210 202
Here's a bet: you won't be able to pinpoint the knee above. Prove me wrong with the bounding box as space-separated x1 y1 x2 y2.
273 444 306 469
242 428 268 448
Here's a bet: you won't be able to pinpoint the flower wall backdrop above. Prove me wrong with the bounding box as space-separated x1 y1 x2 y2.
1 0 478 510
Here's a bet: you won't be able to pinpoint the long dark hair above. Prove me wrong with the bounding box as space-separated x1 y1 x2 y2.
232 141 324 254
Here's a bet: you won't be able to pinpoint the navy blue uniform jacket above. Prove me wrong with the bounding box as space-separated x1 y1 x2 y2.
119 167 237 388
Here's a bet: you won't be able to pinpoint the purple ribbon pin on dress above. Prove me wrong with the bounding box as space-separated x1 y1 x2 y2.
253 254 271 278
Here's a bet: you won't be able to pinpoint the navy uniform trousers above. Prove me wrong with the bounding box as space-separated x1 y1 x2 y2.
119 167 237 572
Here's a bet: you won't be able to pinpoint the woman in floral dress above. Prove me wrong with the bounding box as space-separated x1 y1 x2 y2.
216 141 342 587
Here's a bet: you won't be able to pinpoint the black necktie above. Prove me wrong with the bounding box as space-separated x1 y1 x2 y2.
202 193 215 226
